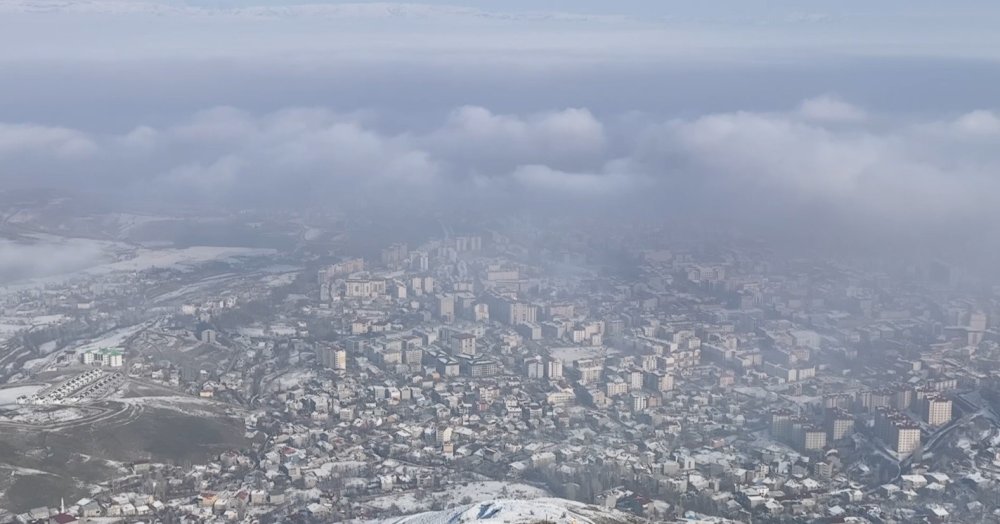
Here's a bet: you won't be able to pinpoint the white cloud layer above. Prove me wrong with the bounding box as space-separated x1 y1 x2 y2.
1 99 999 237
0 124 96 157
0 239 107 282
797 95 868 122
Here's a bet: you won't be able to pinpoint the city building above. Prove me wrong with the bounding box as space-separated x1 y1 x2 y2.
319 345 348 370
450 333 476 357
81 348 124 368
923 395 953 427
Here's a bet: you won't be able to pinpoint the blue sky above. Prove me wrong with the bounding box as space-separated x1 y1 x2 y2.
3 0 998 63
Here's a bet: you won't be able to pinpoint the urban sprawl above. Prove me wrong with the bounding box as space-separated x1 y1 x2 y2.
2 222 1000 524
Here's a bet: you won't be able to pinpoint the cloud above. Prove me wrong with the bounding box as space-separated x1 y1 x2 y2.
509 165 637 197
797 95 867 122
0 123 96 157
0 238 107 283
0 106 608 205
161 156 243 193
1 97 999 242
168 107 258 145
105 108 445 203
640 108 996 227
424 106 606 175
656 111 880 196
952 110 1000 135
0 2 998 264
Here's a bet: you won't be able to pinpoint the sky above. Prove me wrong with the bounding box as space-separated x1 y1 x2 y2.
1 0 1000 259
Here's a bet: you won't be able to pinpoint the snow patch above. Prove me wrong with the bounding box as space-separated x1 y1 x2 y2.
0 384 45 406
380 498 635 524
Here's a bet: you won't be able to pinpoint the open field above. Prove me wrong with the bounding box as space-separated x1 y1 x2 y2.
0 393 246 512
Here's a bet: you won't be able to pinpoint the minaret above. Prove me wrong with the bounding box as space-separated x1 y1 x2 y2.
61 497 65 513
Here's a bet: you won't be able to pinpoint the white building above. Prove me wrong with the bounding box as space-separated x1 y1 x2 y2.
319 345 348 370
451 333 476 356
924 396 953 427
82 348 124 368
545 357 563 380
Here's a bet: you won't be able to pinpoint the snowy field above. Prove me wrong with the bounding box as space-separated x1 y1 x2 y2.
89 246 277 274
237 327 268 338
151 272 238 303
0 385 44 406
0 323 23 342
374 497 628 524
549 346 615 364
0 314 67 343
1 235 278 295
264 271 299 288
364 482 550 515
0 406 90 425
267 370 317 392
115 395 238 418
71 322 150 355
0 235 121 280
20 356 55 373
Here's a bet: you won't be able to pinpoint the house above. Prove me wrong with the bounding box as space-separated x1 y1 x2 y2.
28 507 52 521
49 514 77 524
901 474 928 490
80 501 102 518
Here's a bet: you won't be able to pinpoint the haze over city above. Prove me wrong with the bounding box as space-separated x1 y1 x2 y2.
1 1 999 523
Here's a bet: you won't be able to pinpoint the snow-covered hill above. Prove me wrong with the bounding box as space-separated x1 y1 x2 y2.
377 498 646 524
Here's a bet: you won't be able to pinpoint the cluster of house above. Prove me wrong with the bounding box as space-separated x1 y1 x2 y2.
8 229 1000 523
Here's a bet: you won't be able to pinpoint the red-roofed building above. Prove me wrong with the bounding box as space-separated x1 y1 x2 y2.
50 514 78 524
